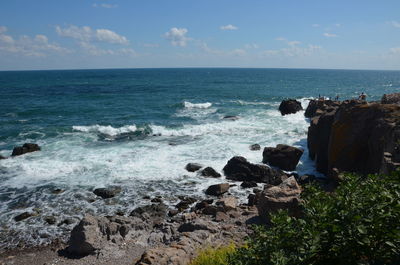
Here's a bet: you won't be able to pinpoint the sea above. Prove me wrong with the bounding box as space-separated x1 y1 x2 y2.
0 68 399 249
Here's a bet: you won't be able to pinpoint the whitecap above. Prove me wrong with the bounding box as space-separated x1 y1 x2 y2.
183 101 212 109
72 124 137 136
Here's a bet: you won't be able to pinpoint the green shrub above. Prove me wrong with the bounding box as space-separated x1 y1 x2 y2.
229 172 400 265
190 243 236 265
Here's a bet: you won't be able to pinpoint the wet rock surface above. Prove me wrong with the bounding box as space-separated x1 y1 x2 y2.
200 167 221 178
262 144 304 171
185 163 203 172
11 143 41 156
278 99 303 115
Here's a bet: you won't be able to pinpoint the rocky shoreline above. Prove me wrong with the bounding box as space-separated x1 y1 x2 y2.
1 93 400 265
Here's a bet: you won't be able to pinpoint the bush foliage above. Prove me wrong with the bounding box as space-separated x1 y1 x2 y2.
190 243 236 265
229 172 400 265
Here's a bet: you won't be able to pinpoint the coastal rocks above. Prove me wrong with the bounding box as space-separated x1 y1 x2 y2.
44 216 57 225
249 144 261 151
257 177 302 223
11 143 41 156
381 93 400 104
240 181 258 188
223 156 286 184
0 155 6 160
177 219 216 233
68 215 102 256
304 99 340 119
205 183 230 196
200 167 221 178
262 144 304 171
278 99 303 115
14 212 36 222
93 187 121 199
223 115 239 121
176 196 197 212
130 203 168 225
216 196 237 211
185 163 203 172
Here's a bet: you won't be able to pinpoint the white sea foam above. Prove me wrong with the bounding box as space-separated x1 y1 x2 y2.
72 124 138 136
183 101 212 109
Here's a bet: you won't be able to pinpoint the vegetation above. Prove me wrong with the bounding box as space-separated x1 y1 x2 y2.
191 172 400 265
190 243 236 265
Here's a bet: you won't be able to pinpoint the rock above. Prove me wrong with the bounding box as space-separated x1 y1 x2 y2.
44 216 57 225
249 144 261 151
278 99 303 115
185 163 203 172
51 188 64 194
223 156 286 184
11 143 41 156
151 197 163 203
58 218 75 226
240 181 258 188
176 197 197 211
202 205 224 216
14 212 35 222
223 115 239 121
381 93 400 104
262 144 304 171
194 199 213 211
215 212 229 222
205 183 230 196
177 220 212 232
216 196 237 211
168 209 179 217
130 203 168 224
68 215 102 256
0 155 6 160
257 177 302 223
305 99 340 119
93 187 121 199
297 174 316 185
200 167 221 178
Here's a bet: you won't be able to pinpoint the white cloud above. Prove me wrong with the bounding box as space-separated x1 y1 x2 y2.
164 27 190 47
389 21 400 28
0 28 69 57
244 43 259 49
262 42 322 57
312 24 320 28
390 47 400 54
288 41 301 46
220 24 238 30
56 25 129 45
323 32 338 38
93 3 118 8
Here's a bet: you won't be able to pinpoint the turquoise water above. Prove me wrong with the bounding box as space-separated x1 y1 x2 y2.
0 68 399 248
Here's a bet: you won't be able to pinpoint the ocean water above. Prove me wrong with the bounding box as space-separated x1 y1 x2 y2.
0 68 399 249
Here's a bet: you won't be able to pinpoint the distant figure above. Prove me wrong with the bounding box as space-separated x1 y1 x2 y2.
335 95 339 101
359 92 367 101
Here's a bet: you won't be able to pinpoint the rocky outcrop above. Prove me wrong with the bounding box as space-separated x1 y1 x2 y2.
262 144 304 171
200 167 221 178
223 156 286 184
381 93 400 104
130 203 168 225
185 163 203 172
257 176 302 223
306 99 400 175
304 99 340 119
278 99 303 115
11 143 41 156
249 144 261 151
223 115 239 121
0 155 6 160
93 187 121 199
14 212 37 222
205 183 230 196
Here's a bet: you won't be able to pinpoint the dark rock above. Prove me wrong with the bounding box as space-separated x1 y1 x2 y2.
205 183 230 196
130 203 167 224
194 199 213 211
215 212 229 222
278 99 303 115
381 93 400 104
200 167 221 178
68 215 100 256
185 163 203 172
176 197 197 211
51 188 64 194
240 181 258 188
262 144 304 171
143 195 151 200
257 177 302 223
151 197 163 203
249 144 261 151
168 209 179 217
297 174 316 185
223 156 286 184
44 216 57 225
223 115 239 121
0 155 6 160
305 99 340 119
11 143 41 156
202 205 225 216
14 212 35 222
93 187 121 199
58 218 75 226
178 220 211 232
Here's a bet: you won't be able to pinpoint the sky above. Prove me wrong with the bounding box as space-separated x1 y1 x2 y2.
0 0 400 70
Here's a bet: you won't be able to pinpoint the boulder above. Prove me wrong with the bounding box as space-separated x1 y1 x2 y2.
185 163 203 172
11 143 41 156
262 144 304 171
205 183 230 196
194 199 213 211
200 167 221 178
215 212 229 222
216 196 237 211
93 187 121 199
240 181 258 188
178 220 214 232
381 93 400 104
14 212 36 222
249 144 261 151
304 99 340 119
257 177 302 223
176 196 197 211
223 156 286 184
278 99 303 115
130 203 168 224
68 215 102 256
297 174 316 185
223 115 239 121
44 216 57 225
0 155 6 160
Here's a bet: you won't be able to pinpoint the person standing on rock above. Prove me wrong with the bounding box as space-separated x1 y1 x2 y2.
359 92 367 101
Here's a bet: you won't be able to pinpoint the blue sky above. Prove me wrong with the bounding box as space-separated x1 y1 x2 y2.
0 0 400 70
